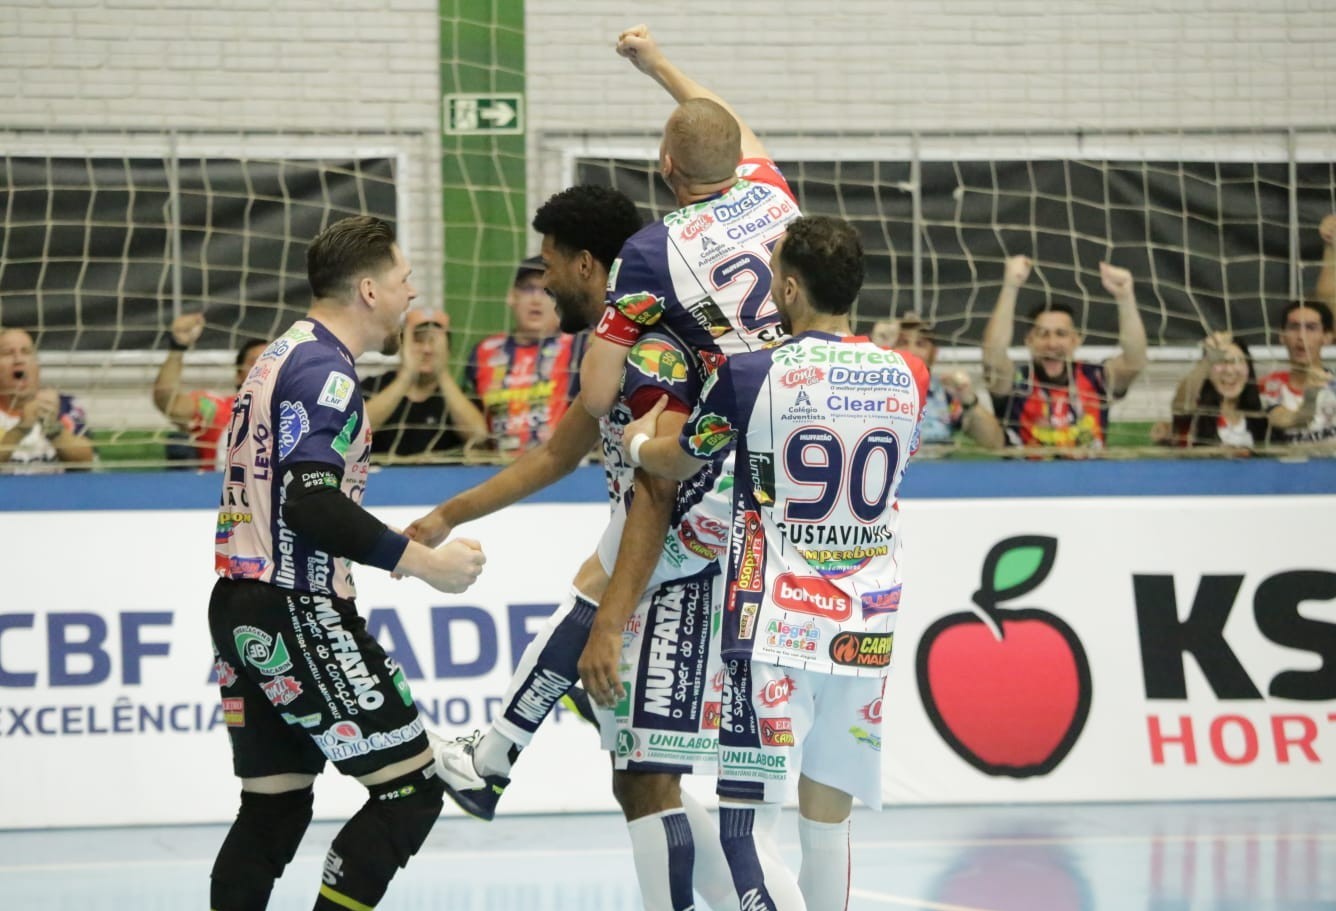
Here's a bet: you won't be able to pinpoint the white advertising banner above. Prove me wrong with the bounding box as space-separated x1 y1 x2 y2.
884 495 1336 805
1 495 1333 828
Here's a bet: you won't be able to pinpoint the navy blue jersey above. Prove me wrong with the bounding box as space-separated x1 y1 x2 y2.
594 159 800 375
597 329 729 578
215 319 373 599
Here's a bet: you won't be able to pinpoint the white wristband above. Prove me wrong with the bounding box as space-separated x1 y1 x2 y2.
627 432 651 467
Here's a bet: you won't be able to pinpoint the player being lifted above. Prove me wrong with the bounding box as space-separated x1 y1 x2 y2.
626 215 930 911
410 24 802 910
579 20 804 849
576 23 802 422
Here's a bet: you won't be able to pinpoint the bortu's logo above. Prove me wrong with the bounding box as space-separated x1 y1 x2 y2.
915 536 1092 777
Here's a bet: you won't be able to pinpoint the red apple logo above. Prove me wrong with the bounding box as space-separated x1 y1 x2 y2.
915 536 1092 777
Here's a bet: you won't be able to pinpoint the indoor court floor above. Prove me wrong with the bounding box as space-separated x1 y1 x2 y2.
1 798 1332 910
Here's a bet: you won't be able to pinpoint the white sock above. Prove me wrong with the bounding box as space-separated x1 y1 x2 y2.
680 792 735 909
628 809 697 911
478 585 597 776
752 802 784 849
798 815 851 911
473 728 517 777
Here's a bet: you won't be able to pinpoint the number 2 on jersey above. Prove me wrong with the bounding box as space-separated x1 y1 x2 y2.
709 237 781 330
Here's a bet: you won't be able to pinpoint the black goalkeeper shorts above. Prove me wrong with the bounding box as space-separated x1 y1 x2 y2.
208 577 427 779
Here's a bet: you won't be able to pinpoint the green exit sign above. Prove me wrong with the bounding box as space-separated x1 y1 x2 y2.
444 93 525 135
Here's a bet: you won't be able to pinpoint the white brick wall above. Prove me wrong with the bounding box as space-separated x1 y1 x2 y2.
526 1 1336 143
523 3 1336 275
2 0 444 294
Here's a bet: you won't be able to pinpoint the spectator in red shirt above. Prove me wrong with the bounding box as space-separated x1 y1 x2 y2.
151 313 265 468
464 255 584 456
1257 216 1336 446
1259 299 1335 445
982 255 1148 449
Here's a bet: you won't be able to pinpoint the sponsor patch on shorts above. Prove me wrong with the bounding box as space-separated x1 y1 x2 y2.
222 697 245 727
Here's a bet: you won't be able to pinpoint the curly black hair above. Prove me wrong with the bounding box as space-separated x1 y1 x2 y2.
531 185 644 271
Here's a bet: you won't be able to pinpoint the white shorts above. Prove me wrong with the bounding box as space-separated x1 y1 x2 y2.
717 661 887 810
594 573 725 774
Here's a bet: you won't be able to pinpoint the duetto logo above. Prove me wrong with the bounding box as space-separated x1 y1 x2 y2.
915 536 1092 778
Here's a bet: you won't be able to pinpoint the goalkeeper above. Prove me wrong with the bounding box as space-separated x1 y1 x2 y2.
207 216 486 911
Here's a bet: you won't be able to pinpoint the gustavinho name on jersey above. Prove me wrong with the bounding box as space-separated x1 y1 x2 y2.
684 333 932 678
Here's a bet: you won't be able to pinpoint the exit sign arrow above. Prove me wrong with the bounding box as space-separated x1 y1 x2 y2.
444 93 525 135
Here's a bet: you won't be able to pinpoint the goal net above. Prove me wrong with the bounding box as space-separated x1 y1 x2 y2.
0 132 418 467
553 126 1336 453
2 127 1333 463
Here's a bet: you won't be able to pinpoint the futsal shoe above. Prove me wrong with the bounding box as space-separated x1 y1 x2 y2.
427 729 510 822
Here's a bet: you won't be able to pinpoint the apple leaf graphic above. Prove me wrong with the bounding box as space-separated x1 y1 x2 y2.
973 536 1058 610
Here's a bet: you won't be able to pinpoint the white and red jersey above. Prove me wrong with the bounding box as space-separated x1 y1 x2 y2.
214 319 373 599
1259 368 1336 443
594 158 801 371
678 332 930 677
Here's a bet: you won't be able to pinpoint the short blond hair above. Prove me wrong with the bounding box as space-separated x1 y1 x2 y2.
663 99 741 184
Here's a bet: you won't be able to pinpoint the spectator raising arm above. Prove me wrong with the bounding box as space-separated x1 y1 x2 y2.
363 340 420 432
982 255 1032 399
152 312 207 424
1317 214 1336 309
1100 261 1149 396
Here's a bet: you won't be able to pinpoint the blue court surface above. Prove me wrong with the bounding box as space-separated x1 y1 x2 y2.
1 799 1332 909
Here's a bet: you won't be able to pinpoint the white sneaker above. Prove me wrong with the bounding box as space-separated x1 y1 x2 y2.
427 729 509 821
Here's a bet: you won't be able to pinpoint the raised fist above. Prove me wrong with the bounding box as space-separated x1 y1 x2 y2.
1320 214 1336 245
171 312 206 349
1099 261 1134 299
616 24 666 76
1003 255 1033 288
